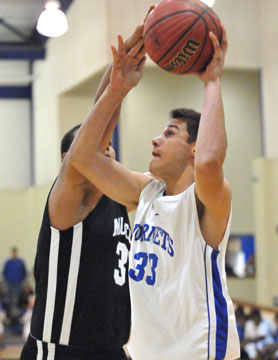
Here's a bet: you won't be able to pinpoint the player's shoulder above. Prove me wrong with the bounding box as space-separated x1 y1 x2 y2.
137 175 164 202
48 166 101 231
130 171 154 191
223 177 232 194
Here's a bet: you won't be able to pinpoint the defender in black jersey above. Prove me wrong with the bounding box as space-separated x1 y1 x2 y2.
21 192 131 360
20 23 148 360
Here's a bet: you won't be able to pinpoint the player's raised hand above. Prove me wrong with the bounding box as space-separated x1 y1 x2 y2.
195 23 228 83
110 34 146 93
124 24 144 53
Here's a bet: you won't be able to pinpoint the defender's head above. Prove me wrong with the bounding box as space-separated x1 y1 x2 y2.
60 124 115 160
61 124 81 159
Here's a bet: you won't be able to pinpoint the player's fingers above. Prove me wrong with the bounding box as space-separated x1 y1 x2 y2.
111 45 117 56
144 5 155 23
135 44 147 59
128 39 145 58
209 31 220 48
137 56 147 73
117 35 125 56
209 32 221 57
133 24 144 40
124 24 144 52
220 23 228 56
111 45 118 62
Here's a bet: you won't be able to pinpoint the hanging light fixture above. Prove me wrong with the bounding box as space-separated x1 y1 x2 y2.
37 0 68 37
200 0 215 7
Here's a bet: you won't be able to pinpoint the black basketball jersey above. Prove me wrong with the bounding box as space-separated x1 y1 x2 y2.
30 193 131 352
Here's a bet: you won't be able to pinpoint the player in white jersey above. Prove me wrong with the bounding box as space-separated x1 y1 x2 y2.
66 14 240 360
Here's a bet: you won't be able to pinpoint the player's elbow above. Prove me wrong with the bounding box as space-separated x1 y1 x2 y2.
68 148 97 173
194 152 224 176
68 152 83 173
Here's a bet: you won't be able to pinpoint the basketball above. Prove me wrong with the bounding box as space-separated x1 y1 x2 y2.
143 0 222 75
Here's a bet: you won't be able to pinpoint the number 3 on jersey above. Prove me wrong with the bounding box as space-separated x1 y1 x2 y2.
129 252 158 286
114 242 128 286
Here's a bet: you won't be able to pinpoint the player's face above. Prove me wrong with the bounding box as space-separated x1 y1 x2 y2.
149 119 194 180
105 140 116 159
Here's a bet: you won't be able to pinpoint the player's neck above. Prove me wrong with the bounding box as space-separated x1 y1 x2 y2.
164 166 194 196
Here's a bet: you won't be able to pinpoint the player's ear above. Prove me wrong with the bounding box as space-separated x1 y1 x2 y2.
61 152 67 161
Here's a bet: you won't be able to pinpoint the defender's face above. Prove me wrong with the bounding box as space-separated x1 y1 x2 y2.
149 119 194 180
105 140 116 159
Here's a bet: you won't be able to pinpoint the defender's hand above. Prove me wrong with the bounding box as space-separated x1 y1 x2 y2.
111 34 146 93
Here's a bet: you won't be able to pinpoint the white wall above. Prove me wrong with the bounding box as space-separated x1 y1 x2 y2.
0 61 32 188
0 184 51 274
59 95 94 141
259 0 278 158
252 159 278 306
214 0 260 69
0 61 32 85
0 99 31 188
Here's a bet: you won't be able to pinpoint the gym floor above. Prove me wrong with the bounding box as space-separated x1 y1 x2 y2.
0 333 24 360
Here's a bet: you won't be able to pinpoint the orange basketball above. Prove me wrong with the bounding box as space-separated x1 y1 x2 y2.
143 0 222 75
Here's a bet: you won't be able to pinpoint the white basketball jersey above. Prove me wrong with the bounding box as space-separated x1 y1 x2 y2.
127 180 240 360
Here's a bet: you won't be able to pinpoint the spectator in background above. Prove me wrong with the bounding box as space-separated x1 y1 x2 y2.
2 247 26 326
244 308 274 359
0 303 6 350
235 306 246 341
21 295 35 340
235 306 250 359
17 283 34 314
3 247 26 295
273 313 278 343
258 313 278 360
245 254 256 277
0 285 7 351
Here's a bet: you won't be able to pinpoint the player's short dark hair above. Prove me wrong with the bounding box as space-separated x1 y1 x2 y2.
60 124 81 155
169 108 200 144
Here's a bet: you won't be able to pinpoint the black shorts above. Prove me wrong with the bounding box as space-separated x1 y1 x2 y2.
20 335 128 360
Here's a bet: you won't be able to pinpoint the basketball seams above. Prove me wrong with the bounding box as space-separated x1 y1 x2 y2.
182 16 209 74
181 0 222 40
203 11 221 39
155 6 211 65
144 9 203 40
144 0 222 74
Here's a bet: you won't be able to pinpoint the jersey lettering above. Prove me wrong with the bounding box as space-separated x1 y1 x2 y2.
113 217 131 242
133 224 174 257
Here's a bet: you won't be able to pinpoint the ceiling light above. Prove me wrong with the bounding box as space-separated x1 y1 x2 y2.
200 0 215 7
37 0 68 37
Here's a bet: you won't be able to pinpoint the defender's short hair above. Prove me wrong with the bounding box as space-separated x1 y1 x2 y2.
60 124 81 155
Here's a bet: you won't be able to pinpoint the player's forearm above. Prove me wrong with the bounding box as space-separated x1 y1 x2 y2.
94 64 122 154
195 77 227 170
94 64 113 104
69 84 128 167
99 105 122 154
